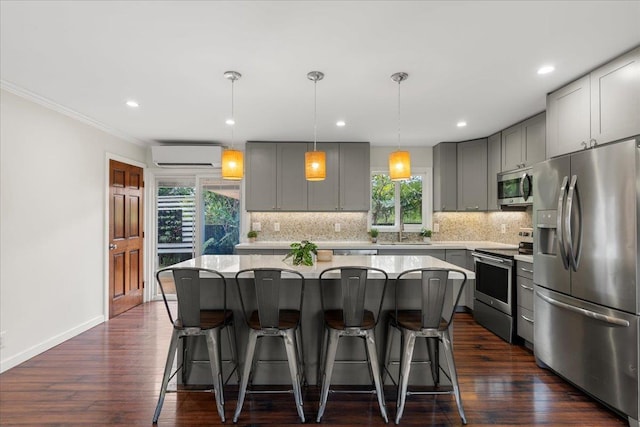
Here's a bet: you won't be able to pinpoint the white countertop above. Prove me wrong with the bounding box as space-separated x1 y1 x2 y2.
514 254 534 263
172 254 475 280
236 240 517 251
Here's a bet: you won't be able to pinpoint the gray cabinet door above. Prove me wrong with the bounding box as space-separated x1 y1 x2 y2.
246 142 277 211
487 132 501 210
522 112 546 166
307 142 340 210
501 123 522 171
445 249 467 268
277 143 308 210
340 143 370 211
546 74 591 158
433 142 457 212
457 138 487 211
590 46 640 145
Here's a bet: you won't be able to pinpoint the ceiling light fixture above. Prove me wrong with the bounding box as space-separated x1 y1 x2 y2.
305 71 326 181
126 100 139 108
388 72 410 181
221 71 244 180
457 121 467 127
336 120 346 127
537 65 555 75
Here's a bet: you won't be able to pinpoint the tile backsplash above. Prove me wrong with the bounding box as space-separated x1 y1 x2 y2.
249 209 532 244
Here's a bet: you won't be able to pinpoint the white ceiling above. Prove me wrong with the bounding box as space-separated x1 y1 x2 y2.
1 1 639 147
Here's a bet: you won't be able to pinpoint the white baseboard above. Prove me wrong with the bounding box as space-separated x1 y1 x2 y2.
0 315 105 373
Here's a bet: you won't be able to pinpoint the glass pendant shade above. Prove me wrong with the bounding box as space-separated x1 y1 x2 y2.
305 150 326 181
389 150 411 181
221 148 244 180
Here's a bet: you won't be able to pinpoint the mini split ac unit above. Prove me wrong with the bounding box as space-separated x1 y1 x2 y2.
151 145 222 168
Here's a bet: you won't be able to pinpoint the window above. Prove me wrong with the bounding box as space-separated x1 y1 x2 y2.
370 169 432 232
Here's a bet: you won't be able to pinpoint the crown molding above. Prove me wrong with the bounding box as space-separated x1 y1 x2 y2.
1 80 149 147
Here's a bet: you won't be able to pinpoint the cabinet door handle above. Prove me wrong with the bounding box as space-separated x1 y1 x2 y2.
581 141 588 149
466 206 479 210
520 267 533 274
590 138 598 148
520 283 533 291
521 314 534 323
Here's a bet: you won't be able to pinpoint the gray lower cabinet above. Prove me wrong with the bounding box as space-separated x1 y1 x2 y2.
501 112 546 171
516 260 534 345
547 46 640 158
377 249 445 259
487 132 501 211
457 138 488 211
235 248 289 255
433 142 457 212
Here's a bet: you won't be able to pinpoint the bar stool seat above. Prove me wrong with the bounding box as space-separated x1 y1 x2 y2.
323 309 376 330
248 309 300 330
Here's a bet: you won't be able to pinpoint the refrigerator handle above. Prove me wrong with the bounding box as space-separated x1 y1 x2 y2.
565 174 582 271
556 176 570 270
536 291 630 327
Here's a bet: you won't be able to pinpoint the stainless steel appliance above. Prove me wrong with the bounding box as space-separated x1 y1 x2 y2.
497 167 533 208
472 229 533 343
533 138 639 427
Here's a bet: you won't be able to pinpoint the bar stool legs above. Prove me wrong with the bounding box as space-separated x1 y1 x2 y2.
442 330 466 424
316 328 388 424
233 329 258 423
153 332 179 424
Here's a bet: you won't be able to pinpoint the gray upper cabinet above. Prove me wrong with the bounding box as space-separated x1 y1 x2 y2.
247 141 370 212
590 46 640 145
547 46 640 158
277 143 308 210
502 112 546 171
487 132 501 211
246 142 278 211
307 142 340 210
457 138 487 211
339 142 370 211
433 142 457 212
546 76 591 158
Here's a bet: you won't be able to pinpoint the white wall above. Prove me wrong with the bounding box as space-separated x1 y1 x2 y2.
0 89 147 372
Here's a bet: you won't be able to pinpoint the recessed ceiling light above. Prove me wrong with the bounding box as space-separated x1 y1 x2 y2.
225 118 235 125
457 121 467 128
126 100 139 108
336 120 346 127
537 65 555 75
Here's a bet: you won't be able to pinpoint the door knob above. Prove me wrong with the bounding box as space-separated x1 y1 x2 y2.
109 243 117 250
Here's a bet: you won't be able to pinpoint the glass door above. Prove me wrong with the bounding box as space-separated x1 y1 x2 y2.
200 178 240 255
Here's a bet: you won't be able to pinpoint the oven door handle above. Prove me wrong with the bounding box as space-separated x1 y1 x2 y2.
472 252 508 264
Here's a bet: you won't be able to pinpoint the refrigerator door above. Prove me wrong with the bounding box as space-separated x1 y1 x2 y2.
533 156 571 294
535 286 639 421
569 139 638 314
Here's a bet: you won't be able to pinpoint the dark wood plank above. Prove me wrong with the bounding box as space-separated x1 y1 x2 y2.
0 303 628 426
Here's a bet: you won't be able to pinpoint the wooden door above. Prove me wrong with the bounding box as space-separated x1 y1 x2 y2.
109 159 144 318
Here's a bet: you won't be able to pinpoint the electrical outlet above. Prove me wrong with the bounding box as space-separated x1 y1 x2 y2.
501 224 506 234
252 222 261 231
274 222 280 232
433 223 440 233
334 223 341 232
0 331 6 349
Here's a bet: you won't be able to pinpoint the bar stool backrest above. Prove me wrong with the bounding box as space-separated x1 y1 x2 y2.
395 268 468 330
319 266 389 327
235 268 305 329
156 267 227 328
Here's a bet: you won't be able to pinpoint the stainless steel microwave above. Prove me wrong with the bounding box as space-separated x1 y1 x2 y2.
497 168 533 207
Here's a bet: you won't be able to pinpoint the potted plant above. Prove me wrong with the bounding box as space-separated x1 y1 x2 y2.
247 230 258 243
369 228 379 243
420 227 432 243
283 240 318 266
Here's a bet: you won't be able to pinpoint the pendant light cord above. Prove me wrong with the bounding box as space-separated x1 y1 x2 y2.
230 78 235 149
313 79 317 151
397 79 401 149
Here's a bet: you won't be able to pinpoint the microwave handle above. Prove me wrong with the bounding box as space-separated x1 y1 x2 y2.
519 173 532 201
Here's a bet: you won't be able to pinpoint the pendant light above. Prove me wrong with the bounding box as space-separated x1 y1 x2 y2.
305 71 326 181
389 72 411 181
221 71 244 180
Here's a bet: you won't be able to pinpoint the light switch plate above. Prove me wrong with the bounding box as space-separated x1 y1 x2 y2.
252 222 261 231
501 224 506 234
274 222 280 232
334 223 341 232
433 223 440 233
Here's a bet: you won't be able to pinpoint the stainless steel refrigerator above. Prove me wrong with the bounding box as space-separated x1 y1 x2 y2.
533 138 639 427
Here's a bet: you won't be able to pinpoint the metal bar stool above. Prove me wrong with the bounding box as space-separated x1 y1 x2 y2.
316 266 389 423
233 268 306 423
153 267 239 423
383 268 468 424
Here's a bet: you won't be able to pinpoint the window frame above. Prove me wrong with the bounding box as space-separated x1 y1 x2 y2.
369 167 432 233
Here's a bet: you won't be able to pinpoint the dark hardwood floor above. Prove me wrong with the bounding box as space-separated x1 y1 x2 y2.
0 302 628 426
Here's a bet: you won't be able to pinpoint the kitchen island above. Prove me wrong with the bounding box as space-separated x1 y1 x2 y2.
170 254 474 386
